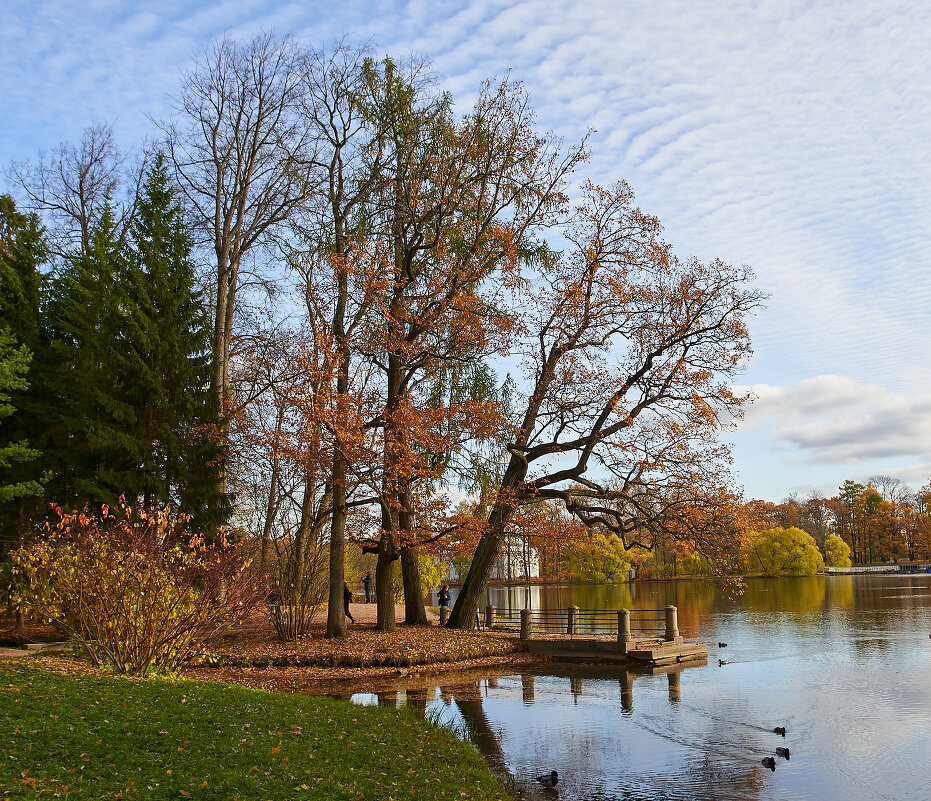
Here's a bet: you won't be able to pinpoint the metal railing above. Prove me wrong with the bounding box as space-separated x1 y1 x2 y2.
484 604 678 641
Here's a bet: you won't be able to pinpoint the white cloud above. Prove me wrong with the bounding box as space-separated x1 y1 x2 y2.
736 375 931 464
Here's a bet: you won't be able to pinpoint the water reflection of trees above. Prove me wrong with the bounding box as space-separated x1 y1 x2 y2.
452 681 511 779
739 576 827 615
347 660 773 801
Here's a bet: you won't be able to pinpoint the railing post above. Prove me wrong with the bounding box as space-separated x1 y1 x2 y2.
439 606 449 626
664 605 680 642
617 608 631 651
568 605 579 636
484 604 495 630
520 608 532 640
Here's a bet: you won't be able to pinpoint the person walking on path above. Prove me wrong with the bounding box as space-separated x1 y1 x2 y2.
343 581 355 623
438 584 451 608
362 571 373 604
267 585 282 623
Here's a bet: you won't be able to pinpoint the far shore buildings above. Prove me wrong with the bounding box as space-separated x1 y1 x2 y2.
445 534 540 582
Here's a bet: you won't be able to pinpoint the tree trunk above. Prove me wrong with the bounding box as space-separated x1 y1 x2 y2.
326 446 348 637
448 512 507 629
291 468 317 604
400 545 427 624
375 545 398 631
399 483 427 624
326 224 350 638
260 404 286 573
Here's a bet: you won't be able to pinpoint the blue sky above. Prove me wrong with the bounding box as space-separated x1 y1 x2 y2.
3 0 931 501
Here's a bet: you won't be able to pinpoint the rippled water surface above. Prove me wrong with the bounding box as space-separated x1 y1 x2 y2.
344 575 931 800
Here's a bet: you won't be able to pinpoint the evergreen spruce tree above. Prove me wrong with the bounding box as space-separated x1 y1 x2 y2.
44 199 134 508
0 195 48 552
123 153 227 533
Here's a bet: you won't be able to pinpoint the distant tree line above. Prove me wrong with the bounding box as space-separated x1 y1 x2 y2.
747 475 931 566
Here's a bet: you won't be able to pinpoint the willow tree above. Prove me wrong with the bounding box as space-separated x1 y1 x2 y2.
449 181 764 628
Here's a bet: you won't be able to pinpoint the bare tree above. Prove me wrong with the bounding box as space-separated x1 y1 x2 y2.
869 474 909 505
163 32 314 413
6 122 142 260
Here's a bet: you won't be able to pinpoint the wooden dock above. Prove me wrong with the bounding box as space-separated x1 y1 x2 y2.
478 604 709 667
524 634 707 666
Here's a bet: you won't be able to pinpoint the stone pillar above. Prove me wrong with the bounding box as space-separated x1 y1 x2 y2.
439 606 450 626
568 605 579 636
520 608 532 640
664 605 680 642
617 608 631 652
484 604 495 630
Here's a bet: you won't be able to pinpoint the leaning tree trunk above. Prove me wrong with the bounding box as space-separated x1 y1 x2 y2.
447 527 504 629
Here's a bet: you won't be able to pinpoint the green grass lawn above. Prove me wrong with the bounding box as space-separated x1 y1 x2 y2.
0 657 509 800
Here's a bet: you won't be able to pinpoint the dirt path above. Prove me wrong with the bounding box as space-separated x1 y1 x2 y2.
335 602 440 626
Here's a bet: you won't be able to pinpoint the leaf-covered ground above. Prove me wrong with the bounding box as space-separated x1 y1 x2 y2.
200 614 524 670
0 656 510 800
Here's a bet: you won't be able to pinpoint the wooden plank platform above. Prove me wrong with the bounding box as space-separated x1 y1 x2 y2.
525 635 707 666
627 641 708 665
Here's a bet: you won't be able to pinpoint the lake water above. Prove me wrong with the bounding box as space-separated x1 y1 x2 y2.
345 575 931 800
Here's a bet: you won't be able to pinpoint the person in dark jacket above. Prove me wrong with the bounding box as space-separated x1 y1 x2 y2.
362 571 373 603
267 586 282 623
438 584 451 608
343 581 355 623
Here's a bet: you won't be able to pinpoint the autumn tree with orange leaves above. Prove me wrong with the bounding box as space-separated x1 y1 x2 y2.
448 181 763 628
346 68 585 631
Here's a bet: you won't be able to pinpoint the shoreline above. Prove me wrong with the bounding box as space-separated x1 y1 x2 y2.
184 650 552 696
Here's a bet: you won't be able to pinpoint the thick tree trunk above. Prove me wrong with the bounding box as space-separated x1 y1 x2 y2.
448 458 528 629
375 545 398 631
447 523 505 629
400 545 428 624
399 483 427 624
326 455 348 637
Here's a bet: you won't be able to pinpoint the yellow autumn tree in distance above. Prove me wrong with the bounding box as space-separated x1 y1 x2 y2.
745 526 824 577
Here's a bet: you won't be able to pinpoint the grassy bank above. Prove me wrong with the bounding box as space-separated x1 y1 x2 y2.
0 657 509 800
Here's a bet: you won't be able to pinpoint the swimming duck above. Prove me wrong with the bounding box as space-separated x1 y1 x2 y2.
761 757 776 771
718 642 727 648
718 659 730 665
776 747 790 759
536 771 558 788
773 726 786 736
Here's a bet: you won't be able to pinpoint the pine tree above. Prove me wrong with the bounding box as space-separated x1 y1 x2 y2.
123 153 227 533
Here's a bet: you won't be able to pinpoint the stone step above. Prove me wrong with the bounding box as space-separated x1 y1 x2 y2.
627 642 708 666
